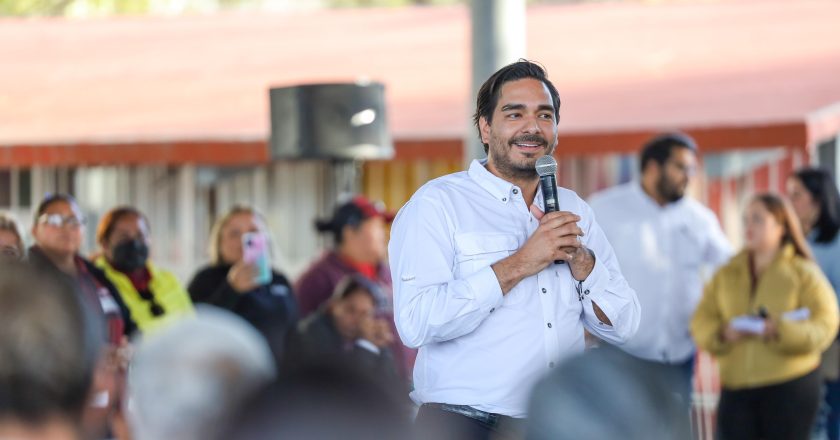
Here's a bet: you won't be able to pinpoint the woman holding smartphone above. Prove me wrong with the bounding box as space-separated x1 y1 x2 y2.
188 205 298 360
691 193 839 440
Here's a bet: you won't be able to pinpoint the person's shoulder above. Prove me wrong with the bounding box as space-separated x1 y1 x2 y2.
789 255 828 281
588 182 635 204
270 270 292 288
395 171 468 220
295 252 336 282
82 257 109 279
679 197 718 220
713 250 747 277
411 171 470 200
188 264 226 286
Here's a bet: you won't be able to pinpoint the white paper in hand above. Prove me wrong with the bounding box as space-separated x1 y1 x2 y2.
729 315 766 335
782 308 810 321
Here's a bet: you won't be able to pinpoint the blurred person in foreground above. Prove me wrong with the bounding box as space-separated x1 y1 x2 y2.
0 211 26 261
126 305 275 440
218 363 411 440
526 346 690 440
27 194 135 439
188 205 297 361
295 196 414 380
588 132 731 408
0 263 102 440
691 193 839 440
787 167 840 439
389 60 640 440
288 274 399 383
94 206 193 334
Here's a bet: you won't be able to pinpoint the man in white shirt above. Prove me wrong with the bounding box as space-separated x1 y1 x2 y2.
389 60 641 440
588 133 732 408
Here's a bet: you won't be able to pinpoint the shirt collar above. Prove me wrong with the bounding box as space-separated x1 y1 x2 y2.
467 159 518 204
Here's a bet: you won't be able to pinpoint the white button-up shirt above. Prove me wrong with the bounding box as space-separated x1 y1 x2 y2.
389 160 641 418
588 182 732 364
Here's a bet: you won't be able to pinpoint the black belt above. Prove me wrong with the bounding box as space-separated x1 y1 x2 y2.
423 403 513 427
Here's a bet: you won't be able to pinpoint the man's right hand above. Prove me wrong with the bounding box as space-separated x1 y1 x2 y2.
227 262 260 293
491 209 585 294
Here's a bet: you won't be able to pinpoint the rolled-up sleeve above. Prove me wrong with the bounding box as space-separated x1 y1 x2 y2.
576 200 641 345
389 195 504 349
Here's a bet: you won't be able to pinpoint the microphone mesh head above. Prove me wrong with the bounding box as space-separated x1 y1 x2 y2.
535 155 557 176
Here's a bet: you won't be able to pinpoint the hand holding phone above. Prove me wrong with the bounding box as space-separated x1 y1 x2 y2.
242 232 272 286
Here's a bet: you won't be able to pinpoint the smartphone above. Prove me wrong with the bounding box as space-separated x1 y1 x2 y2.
242 232 272 286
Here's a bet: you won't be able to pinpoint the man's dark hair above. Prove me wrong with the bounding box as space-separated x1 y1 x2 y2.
792 167 840 244
473 59 562 154
0 263 102 425
639 132 698 173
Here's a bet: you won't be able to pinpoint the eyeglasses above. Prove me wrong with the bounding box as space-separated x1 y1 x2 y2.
38 213 85 228
138 288 165 317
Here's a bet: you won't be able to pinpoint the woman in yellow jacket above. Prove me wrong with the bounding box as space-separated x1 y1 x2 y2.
692 193 839 440
94 206 193 333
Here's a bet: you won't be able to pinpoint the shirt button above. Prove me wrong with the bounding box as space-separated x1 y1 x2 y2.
584 290 590 295
502 197 507 202
549 362 555 368
513 188 519 194
547 323 552 329
490 308 495 313
541 288 547 293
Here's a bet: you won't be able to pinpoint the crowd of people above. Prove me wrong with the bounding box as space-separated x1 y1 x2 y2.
0 193 410 440
2 59 840 440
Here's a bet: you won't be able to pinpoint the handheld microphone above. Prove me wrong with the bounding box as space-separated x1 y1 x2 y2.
535 155 563 264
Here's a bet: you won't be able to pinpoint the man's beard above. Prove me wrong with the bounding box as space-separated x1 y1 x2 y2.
657 175 686 203
489 134 553 180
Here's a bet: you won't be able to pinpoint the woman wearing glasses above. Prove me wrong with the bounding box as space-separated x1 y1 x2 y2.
0 212 25 261
27 194 135 440
94 206 193 334
28 194 135 342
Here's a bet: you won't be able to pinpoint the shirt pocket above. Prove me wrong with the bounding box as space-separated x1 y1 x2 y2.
453 232 520 280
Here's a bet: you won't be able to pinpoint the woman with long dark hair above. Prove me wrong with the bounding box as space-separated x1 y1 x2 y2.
788 167 840 439
692 193 839 440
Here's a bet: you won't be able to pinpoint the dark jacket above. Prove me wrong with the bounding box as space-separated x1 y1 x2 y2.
187 264 298 360
288 310 399 383
294 251 414 379
27 246 137 342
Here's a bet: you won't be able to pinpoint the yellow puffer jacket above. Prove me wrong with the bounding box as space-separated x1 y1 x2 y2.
691 244 839 389
95 256 194 334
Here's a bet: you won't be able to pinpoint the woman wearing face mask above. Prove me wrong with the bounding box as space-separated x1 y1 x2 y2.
94 206 193 334
691 194 839 440
188 205 297 361
787 167 840 439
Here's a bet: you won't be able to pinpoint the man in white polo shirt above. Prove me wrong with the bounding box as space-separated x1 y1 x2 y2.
389 60 641 440
588 133 732 408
